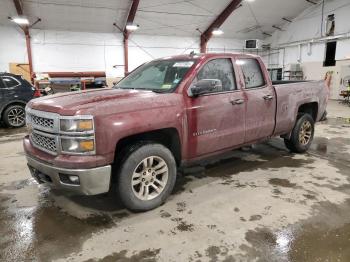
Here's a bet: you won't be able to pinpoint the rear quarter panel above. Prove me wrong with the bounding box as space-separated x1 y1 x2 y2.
274 80 327 136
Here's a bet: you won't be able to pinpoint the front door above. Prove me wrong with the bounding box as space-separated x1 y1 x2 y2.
237 58 276 143
186 58 245 158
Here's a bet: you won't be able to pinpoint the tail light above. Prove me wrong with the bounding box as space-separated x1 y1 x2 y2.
33 88 41 97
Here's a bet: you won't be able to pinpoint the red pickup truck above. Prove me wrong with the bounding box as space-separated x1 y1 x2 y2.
24 53 328 211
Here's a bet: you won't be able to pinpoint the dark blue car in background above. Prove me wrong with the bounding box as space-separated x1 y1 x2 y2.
0 73 40 128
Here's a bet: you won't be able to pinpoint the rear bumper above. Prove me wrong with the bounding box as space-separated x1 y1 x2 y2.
26 155 111 195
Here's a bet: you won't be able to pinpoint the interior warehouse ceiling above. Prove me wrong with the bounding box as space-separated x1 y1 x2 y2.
0 0 321 39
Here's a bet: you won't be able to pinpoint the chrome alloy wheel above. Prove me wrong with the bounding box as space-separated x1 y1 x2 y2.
299 120 312 145
8 107 25 127
131 156 169 201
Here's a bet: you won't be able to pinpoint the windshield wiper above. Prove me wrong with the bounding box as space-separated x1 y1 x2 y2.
116 87 167 93
150 89 167 93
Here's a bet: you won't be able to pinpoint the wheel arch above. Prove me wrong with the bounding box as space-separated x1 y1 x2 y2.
297 102 318 121
281 101 318 140
114 127 182 167
0 100 27 120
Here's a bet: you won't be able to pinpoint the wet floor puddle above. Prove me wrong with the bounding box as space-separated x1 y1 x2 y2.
84 248 161 262
174 142 314 193
0 189 118 261
243 200 350 262
321 117 350 127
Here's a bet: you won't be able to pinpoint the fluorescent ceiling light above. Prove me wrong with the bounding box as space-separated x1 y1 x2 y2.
126 23 139 31
11 16 29 25
212 29 224 36
236 60 245 65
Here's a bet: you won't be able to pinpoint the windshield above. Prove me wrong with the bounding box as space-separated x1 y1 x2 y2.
115 59 196 92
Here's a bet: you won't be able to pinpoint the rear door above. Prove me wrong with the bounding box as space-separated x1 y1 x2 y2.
186 57 245 158
1 75 34 102
1 75 22 102
0 78 6 110
237 58 276 143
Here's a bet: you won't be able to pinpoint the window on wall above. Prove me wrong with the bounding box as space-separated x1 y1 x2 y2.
325 14 335 37
324 41 337 67
238 59 265 89
195 58 236 92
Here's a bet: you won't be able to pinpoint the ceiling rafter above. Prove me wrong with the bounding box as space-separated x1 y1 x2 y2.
120 0 140 76
200 0 242 53
13 0 28 33
13 0 24 15
12 0 34 82
124 0 140 38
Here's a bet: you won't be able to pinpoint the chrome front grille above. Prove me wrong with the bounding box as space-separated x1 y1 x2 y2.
30 132 57 155
26 108 60 133
25 107 95 156
26 108 60 155
31 115 54 129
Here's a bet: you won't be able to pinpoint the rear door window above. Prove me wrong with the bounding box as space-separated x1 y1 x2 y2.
0 78 5 88
1 76 20 88
238 59 265 89
196 58 236 92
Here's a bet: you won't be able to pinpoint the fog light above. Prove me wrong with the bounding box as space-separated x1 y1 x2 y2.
59 173 80 185
69 175 79 183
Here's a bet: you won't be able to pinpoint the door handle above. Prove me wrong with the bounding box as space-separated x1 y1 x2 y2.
263 95 274 101
230 99 245 105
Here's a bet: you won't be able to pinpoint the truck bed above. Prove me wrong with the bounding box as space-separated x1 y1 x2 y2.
273 80 328 136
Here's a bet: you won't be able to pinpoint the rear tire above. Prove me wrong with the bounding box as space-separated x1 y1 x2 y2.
3 104 26 128
117 143 177 212
284 114 315 153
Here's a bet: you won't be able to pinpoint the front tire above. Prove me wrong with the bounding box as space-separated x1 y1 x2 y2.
284 114 315 153
3 104 26 128
117 143 177 212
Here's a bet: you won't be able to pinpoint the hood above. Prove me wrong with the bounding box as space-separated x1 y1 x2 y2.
28 88 181 116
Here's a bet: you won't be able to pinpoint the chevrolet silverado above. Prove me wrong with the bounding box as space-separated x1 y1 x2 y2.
24 53 328 211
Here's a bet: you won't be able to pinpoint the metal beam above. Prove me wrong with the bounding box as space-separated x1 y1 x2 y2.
124 0 140 37
200 0 242 53
306 0 317 5
123 0 140 75
13 0 24 15
282 17 292 23
272 25 283 31
13 0 34 83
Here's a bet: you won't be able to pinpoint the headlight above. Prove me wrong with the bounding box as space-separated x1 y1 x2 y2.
61 137 95 154
60 118 94 132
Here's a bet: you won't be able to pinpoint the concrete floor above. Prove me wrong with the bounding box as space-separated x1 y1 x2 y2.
0 100 350 262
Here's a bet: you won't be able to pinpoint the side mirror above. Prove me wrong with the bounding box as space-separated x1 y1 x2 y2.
190 79 222 97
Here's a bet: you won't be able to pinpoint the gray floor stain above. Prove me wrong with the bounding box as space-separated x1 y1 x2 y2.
269 178 297 188
84 249 161 262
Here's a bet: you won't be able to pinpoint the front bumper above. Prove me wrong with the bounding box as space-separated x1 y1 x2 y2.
26 155 111 195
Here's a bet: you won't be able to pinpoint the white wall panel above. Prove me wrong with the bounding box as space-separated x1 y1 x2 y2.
0 26 27 72
0 26 246 78
336 39 350 60
266 0 350 67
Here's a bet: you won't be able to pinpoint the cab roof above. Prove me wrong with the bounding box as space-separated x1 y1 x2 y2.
157 52 260 61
